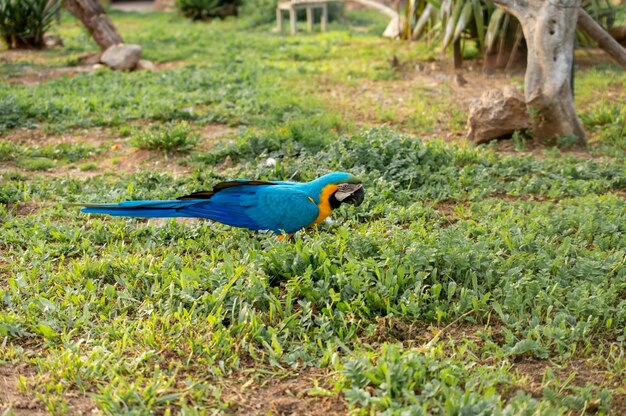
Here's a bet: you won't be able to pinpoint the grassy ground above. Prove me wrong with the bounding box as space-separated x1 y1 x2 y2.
1 8 626 415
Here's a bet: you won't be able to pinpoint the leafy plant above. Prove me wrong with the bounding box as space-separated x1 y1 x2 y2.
130 121 199 154
0 0 60 49
176 0 241 20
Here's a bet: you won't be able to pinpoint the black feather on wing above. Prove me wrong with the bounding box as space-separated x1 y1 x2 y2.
177 180 277 200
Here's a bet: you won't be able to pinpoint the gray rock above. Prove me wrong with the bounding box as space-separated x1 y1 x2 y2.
101 44 142 71
466 86 530 144
135 59 156 71
78 52 101 65
453 72 468 87
44 33 63 48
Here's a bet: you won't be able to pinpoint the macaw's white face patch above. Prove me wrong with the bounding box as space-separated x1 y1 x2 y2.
335 183 365 206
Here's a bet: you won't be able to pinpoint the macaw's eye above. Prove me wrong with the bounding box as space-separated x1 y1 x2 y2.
335 183 365 206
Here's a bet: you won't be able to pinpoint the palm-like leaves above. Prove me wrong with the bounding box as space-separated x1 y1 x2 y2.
402 0 624 63
0 0 60 49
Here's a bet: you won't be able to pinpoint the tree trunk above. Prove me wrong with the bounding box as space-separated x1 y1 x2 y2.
578 10 626 69
453 39 463 69
493 0 586 144
64 0 123 51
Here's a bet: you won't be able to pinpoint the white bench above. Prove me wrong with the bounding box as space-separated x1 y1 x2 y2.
276 0 329 35
275 0 401 38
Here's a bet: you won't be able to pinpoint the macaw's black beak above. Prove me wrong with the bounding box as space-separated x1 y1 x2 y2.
335 183 365 207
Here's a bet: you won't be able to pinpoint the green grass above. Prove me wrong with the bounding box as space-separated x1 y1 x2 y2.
1 8 626 416
130 121 199 154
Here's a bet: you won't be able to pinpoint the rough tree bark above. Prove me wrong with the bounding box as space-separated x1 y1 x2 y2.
493 0 586 144
63 0 123 51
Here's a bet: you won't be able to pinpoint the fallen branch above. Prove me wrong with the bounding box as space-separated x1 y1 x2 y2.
578 9 626 69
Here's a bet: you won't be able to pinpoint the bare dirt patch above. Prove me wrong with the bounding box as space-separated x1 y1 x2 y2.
197 124 237 151
0 50 49 65
365 315 504 348
316 59 517 138
432 199 471 224
514 358 592 393
1 51 187 85
220 367 347 416
504 355 626 414
4 65 99 85
9 201 41 217
2 127 116 147
1 123 237 178
0 362 96 416
0 256 11 286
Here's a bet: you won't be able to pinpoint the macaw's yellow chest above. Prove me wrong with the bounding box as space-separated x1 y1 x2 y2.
313 184 338 225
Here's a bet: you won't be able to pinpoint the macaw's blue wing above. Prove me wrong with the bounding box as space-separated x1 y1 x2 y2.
247 186 320 234
180 185 320 234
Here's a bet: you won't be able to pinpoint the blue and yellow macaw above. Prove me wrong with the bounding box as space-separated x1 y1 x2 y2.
79 172 364 237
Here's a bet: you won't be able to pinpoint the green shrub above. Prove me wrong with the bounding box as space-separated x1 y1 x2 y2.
0 0 60 49
130 121 199 154
176 0 240 20
18 157 54 171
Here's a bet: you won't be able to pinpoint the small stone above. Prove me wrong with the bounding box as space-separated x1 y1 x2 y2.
265 157 277 167
78 52 101 65
429 62 440 72
44 33 63 47
466 86 531 144
135 59 156 71
415 63 425 72
92 64 106 70
453 72 468 87
154 0 176 10
101 44 142 71
482 67 495 75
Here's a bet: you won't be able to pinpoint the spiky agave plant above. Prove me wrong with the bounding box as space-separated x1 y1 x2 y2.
0 0 60 49
402 0 623 68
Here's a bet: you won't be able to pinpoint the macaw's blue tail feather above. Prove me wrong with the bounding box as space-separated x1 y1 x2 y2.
80 200 199 218
78 199 262 230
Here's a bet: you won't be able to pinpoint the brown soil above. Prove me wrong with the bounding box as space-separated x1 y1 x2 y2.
219 367 347 415
0 257 10 286
432 199 471 223
0 49 187 85
316 59 517 139
0 50 49 65
364 315 504 348
9 201 41 216
0 123 236 178
4 65 99 85
0 363 96 415
509 357 626 414
3 126 114 147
